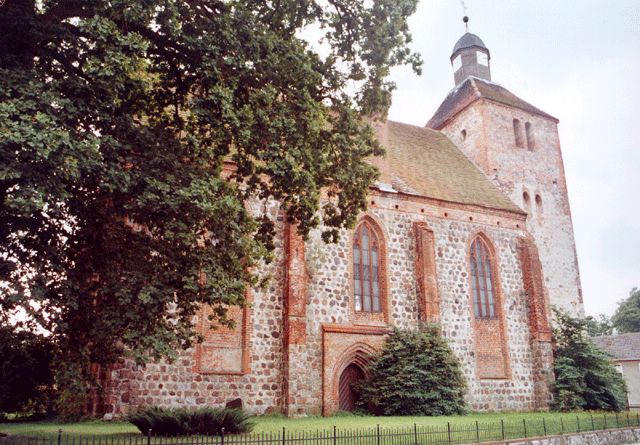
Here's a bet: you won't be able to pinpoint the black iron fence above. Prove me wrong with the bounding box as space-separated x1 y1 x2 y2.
2 413 640 445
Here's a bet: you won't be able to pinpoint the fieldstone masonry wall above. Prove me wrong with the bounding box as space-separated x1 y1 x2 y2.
104 189 553 416
103 202 286 418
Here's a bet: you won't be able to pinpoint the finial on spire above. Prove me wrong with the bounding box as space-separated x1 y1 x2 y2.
463 15 469 32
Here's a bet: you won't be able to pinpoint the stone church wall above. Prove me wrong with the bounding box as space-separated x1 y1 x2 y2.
103 202 287 418
286 192 549 414
104 191 551 416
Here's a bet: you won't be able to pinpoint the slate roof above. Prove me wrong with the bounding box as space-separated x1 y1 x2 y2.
592 333 640 361
375 120 523 214
452 32 488 54
426 77 558 130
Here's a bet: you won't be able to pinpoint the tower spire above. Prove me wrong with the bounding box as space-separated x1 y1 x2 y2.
463 15 469 32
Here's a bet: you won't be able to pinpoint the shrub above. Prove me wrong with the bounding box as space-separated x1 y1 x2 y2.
357 324 467 416
127 407 254 436
551 309 628 411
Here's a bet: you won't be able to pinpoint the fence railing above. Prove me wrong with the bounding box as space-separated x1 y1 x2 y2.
2 413 640 445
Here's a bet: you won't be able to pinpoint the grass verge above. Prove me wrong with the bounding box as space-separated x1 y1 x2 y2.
2 411 638 439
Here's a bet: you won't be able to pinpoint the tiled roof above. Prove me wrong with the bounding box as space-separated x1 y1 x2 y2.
375 120 523 214
426 77 558 130
592 333 640 361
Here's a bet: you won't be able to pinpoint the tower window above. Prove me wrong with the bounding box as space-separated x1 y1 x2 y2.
477 51 489 66
535 194 542 206
461 129 467 141
523 191 530 207
452 54 462 71
525 122 535 150
513 119 524 148
469 236 497 319
353 220 383 313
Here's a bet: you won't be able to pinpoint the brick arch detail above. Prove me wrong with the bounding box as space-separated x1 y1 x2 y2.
466 231 512 380
330 342 377 411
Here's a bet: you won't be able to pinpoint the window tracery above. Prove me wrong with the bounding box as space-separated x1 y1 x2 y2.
470 236 497 319
353 221 382 313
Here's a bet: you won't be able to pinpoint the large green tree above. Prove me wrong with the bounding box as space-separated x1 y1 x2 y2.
0 0 421 415
612 287 640 333
552 310 627 412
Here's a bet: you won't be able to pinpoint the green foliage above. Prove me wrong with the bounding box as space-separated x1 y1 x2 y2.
357 325 467 416
0 0 421 417
551 309 628 412
126 407 254 436
0 325 55 418
612 287 640 333
584 314 613 337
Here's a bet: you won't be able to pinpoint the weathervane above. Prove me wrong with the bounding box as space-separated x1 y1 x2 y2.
460 1 469 32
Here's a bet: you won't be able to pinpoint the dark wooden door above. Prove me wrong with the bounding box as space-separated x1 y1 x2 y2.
338 364 364 412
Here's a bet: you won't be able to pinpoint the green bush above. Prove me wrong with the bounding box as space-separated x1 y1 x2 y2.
356 324 467 416
126 406 254 436
552 309 628 411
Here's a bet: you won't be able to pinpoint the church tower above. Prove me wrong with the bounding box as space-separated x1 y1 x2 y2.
427 19 584 316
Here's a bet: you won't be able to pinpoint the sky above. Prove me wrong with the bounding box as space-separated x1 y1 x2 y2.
383 0 640 317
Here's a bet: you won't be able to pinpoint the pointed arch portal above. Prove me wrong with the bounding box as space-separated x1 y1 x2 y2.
338 364 365 412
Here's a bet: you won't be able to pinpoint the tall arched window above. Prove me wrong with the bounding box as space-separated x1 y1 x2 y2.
353 221 381 313
470 236 496 319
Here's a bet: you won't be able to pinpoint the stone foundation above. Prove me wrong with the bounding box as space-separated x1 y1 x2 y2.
484 427 640 445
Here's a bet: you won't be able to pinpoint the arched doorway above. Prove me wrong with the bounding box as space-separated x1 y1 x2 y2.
338 364 365 412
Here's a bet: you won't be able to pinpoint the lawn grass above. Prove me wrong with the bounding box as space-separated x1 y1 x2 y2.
2 411 637 439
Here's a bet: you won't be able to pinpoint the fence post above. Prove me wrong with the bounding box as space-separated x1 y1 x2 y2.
283 427 287 445
221 428 225 445
590 413 595 431
376 424 380 445
560 417 565 434
447 422 451 445
501 419 505 441
57 429 63 445
543 418 547 436
616 413 619 428
333 426 336 445
147 429 152 445
522 419 527 438
474 421 479 443
413 424 418 445
604 414 607 429
577 416 581 433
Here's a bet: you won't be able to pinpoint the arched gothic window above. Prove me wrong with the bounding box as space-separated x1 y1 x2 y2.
353 221 381 313
470 236 497 319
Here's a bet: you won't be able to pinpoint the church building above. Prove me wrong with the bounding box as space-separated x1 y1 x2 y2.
103 25 583 417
